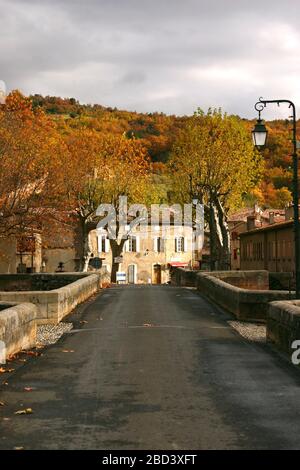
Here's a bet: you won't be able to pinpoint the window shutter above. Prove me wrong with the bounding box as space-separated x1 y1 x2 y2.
124 239 129 252
136 236 140 253
183 237 188 252
97 235 102 253
105 238 110 253
175 237 178 253
154 237 158 252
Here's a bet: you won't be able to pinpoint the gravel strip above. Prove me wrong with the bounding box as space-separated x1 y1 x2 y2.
37 323 73 346
228 321 266 343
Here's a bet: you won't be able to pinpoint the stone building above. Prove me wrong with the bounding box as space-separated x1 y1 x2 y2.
0 218 79 274
0 233 42 274
0 214 203 282
228 205 285 270
239 219 294 273
89 224 203 284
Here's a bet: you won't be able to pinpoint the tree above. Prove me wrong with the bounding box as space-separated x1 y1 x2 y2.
63 131 150 278
169 109 263 270
99 138 150 282
0 90 65 240
62 128 108 270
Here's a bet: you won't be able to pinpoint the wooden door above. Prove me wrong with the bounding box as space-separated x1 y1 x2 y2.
153 264 162 284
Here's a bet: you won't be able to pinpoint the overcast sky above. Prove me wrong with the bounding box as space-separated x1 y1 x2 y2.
1 0 300 118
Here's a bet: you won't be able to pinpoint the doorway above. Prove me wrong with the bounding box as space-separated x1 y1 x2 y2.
128 264 137 284
153 264 162 284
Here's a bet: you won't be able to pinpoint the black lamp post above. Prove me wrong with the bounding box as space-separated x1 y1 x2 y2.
253 97 300 298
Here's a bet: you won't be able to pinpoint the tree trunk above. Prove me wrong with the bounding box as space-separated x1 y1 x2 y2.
209 199 227 271
110 238 126 283
209 202 218 271
215 196 231 270
79 216 91 272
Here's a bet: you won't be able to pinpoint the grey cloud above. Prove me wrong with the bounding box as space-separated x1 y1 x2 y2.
0 0 300 117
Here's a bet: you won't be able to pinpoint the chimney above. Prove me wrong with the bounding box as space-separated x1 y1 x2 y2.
269 211 275 224
285 205 294 221
254 203 261 214
247 215 256 231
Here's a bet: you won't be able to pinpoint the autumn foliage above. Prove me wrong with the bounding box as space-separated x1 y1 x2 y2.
0 91 66 238
30 94 297 210
0 90 297 272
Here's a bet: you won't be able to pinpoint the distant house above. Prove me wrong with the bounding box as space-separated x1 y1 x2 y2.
0 206 206 281
228 205 286 270
41 218 79 273
89 224 203 284
239 219 295 274
0 214 80 274
0 232 42 274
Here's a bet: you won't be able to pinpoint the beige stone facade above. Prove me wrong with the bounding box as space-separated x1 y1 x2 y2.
89 225 201 284
0 234 42 274
42 247 77 273
0 222 202 281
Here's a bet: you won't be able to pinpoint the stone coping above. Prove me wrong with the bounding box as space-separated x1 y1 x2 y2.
171 268 293 322
0 301 37 359
0 272 96 291
267 300 300 360
0 273 101 325
195 272 292 321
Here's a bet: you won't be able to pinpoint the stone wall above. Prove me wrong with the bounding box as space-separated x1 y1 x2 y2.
267 300 300 359
0 302 37 359
171 268 269 290
269 272 293 291
43 247 77 273
171 268 293 321
196 272 292 321
170 268 197 287
210 270 269 290
0 273 101 324
0 238 18 274
0 273 92 291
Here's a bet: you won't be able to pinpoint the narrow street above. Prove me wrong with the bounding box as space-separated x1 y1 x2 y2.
1 285 300 450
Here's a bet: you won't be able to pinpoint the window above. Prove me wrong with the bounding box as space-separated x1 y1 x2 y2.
175 237 185 253
154 237 165 253
232 231 238 241
277 240 281 259
242 243 247 261
247 242 253 260
272 241 276 260
258 242 263 260
97 234 109 253
253 243 257 261
128 236 137 252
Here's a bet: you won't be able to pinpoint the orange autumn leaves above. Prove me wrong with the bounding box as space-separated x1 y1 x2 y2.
63 128 150 213
0 91 150 242
0 91 67 237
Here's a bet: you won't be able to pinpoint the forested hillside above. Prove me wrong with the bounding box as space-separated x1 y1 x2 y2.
30 94 298 209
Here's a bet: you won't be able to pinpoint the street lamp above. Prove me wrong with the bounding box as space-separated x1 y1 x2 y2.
253 97 300 298
252 116 268 148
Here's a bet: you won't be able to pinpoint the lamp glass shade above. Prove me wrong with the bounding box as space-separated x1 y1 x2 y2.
252 119 268 148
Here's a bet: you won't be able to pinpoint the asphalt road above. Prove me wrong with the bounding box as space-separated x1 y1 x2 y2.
1 285 300 450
